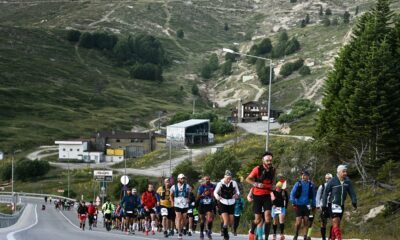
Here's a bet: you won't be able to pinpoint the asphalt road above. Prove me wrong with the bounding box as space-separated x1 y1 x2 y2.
0 197 326 240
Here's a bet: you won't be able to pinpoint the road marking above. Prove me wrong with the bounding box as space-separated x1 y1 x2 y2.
7 204 38 240
59 210 80 230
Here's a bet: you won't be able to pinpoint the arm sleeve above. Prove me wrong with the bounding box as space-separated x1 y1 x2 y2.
348 180 357 205
316 185 322 208
289 182 298 205
214 182 221 200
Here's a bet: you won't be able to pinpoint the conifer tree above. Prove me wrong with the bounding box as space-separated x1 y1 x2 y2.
316 0 400 167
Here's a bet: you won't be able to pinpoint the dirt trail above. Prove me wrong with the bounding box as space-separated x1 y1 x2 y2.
162 0 187 54
88 3 121 27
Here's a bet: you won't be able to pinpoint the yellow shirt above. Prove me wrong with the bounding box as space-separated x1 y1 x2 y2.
157 186 172 208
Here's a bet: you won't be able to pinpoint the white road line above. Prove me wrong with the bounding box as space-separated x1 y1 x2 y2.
59 211 80 230
7 204 38 240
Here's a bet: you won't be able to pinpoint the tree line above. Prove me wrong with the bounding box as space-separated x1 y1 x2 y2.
66 30 168 81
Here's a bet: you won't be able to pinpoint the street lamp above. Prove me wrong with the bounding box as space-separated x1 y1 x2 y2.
222 48 273 151
12 149 22 212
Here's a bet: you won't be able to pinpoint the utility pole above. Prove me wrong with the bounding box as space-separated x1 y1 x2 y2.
192 97 196 115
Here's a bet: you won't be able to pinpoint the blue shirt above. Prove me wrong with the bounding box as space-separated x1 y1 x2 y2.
290 180 316 206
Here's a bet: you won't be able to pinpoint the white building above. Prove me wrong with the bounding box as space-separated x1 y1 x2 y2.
166 119 211 146
54 140 104 163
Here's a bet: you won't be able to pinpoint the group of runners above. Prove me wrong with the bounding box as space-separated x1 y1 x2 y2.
74 151 357 240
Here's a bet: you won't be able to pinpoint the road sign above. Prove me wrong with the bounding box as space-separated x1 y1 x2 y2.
120 175 129 185
94 170 113 182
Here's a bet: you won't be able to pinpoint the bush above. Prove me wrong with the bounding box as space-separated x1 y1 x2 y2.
331 18 339 26
130 63 163 81
256 61 275 85
176 29 184 39
92 32 118 50
79 32 94 48
278 31 289 43
284 37 300 55
0 161 11 181
279 59 304 77
14 160 50 181
203 150 241 181
208 53 219 71
66 29 81 42
211 119 234 135
299 65 311 76
221 60 232 75
258 38 272 55
325 8 332 16
343 11 350 24
191 84 199 96
200 64 212 79
172 160 200 185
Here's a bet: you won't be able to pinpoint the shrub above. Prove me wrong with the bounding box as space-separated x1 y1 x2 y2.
200 64 212 79
279 59 304 77
176 29 184 39
343 11 350 24
92 32 118 50
130 63 163 81
221 60 232 75
322 17 331 26
325 8 332 16
258 38 272 55
211 119 234 135
203 150 240 180
15 160 50 181
284 37 300 55
66 29 81 42
299 65 311 76
172 160 200 185
79 32 94 48
191 84 199 96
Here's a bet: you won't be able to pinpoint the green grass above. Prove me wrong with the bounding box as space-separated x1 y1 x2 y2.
288 112 317 136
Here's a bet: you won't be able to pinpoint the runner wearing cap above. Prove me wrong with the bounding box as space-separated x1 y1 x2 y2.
322 165 357 240
170 173 191 240
246 151 276 240
197 175 216 240
214 170 240 240
290 170 317 240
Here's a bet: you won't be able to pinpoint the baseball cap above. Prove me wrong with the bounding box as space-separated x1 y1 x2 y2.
132 188 137 193
301 170 310 176
178 173 185 179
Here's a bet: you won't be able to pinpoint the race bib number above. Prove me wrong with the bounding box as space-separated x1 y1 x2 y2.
203 198 212 204
188 209 193 214
80 214 86 216
126 211 133 214
332 204 342 213
161 208 168 216
307 205 311 210
194 216 199 221
274 207 282 214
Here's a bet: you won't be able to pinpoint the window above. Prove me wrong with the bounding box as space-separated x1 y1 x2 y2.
70 149 73 151
77 149 80 152
63 148 66 151
116 139 120 142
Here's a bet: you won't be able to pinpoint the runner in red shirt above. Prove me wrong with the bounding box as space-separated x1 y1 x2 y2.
141 184 158 236
246 151 276 240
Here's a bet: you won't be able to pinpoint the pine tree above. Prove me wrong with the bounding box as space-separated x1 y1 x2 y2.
316 0 400 167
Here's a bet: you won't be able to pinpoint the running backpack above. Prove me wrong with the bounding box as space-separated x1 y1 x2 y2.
88 205 96 215
255 165 275 183
295 181 313 199
174 183 188 198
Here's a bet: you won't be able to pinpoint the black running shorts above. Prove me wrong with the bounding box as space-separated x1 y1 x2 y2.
252 194 272 214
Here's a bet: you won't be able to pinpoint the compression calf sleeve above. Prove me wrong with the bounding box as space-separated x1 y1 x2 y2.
273 224 277 234
280 223 285 234
200 222 205 232
264 222 270 239
321 227 326 238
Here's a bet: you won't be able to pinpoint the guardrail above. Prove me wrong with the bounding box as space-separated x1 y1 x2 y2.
0 192 76 202
0 204 25 228
0 192 76 228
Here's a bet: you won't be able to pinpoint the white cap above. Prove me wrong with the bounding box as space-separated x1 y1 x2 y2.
177 173 185 179
337 165 347 173
132 188 137 192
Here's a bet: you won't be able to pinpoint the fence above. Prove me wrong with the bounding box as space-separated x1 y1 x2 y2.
0 204 25 228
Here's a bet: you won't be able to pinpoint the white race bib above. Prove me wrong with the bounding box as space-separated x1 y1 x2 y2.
126 211 133 214
274 207 282 214
188 209 193 214
161 208 168 216
194 216 199 221
332 204 342 213
203 198 212 204
307 205 311 210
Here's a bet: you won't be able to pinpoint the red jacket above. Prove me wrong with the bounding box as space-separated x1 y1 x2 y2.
141 191 157 209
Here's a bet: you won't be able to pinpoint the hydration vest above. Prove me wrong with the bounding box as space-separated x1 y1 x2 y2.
174 183 188 198
255 165 275 189
295 180 313 199
220 182 235 199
